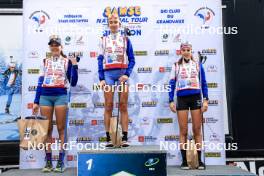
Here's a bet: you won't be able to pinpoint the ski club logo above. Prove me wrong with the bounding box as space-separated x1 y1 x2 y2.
162 33 181 43
76 36 85 45
162 33 169 42
64 36 72 45
194 7 215 29
64 36 85 46
173 33 182 43
29 10 50 32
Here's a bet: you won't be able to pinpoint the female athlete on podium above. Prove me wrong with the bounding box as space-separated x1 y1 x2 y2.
32 35 78 173
168 42 209 170
97 13 135 148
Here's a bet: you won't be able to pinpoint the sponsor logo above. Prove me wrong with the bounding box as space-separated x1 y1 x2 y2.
76 36 85 45
69 119 84 126
159 67 171 73
155 50 169 56
29 10 50 32
173 34 182 43
65 36 72 45
137 67 152 73
209 133 221 142
145 158 160 167
161 33 182 43
208 100 219 106
204 117 219 124
138 136 157 142
162 33 169 42
31 129 38 136
202 49 217 55
28 86 37 91
76 137 92 143
194 7 215 29
98 6 147 37
207 83 218 88
99 137 107 142
70 103 87 108
78 68 92 74
134 51 148 56
164 135 179 141
205 152 221 157
167 152 177 159
136 83 152 90
65 36 85 46
46 52 52 58
103 6 141 18
142 101 157 107
68 51 83 58
140 117 150 125
28 51 39 58
91 119 104 126
94 102 105 108
207 65 218 72
67 155 77 161
25 153 36 162
188 117 219 124
90 51 98 58
27 69 40 74
157 118 173 124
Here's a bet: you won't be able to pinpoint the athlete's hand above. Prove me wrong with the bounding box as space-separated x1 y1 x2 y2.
32 103 39 115
69 56 78 65
201 100 208 113
119 75 129 83
99 80 106 89
169 102 177 113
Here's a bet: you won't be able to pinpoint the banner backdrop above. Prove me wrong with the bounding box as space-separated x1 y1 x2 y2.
21 0 226 168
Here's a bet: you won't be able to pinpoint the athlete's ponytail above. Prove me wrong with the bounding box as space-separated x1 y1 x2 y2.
60 50 67 58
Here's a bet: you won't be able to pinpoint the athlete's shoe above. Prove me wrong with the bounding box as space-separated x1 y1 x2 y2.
54 160 65 173
180 161 189 170
42 160 53 172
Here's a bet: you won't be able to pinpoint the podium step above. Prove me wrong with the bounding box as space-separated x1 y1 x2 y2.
1 166 256 176
77 145 167 176
167 165 256 176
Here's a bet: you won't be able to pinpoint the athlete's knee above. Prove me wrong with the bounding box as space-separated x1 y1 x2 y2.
105 102 113 112
119 102 128 112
